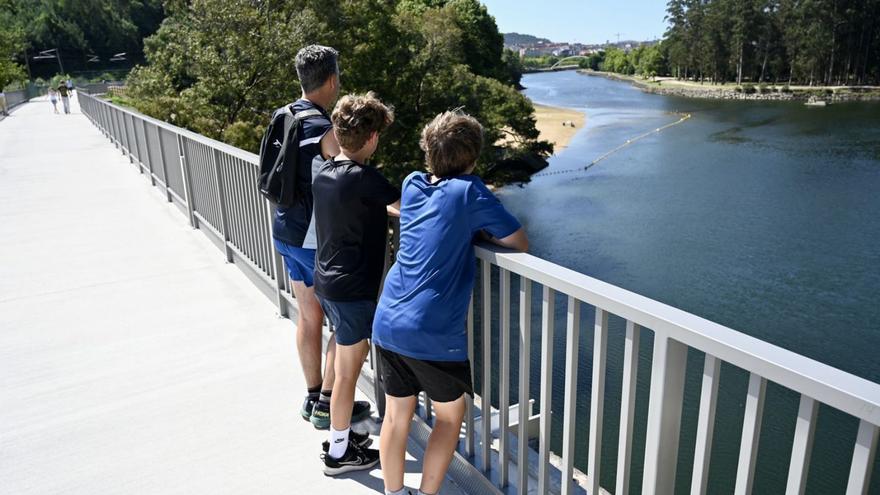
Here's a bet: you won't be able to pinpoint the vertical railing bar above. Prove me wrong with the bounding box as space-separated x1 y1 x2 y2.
691 354 721 495
642 334 688 495
734 372 767 495
845 420 879 495
499 268 511 488
537 286 555 495
229 157 244 253
785 395 818 495
588 307 609 495
247 160 264 269
561 295 581 495
481 259 492 473
517 277 532 494
240 158 255 262
616 320 642 495
268 203 289 317
156 126 172 202
465 293 475 458
211 147 233 261
177 134 197 228
142 119 155 186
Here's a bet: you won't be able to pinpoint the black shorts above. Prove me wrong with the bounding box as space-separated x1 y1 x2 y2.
377 346 474 403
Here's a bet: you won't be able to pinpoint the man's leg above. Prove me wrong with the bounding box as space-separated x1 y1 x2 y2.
380 395 417 493
290 281 325 389
419 395 466 495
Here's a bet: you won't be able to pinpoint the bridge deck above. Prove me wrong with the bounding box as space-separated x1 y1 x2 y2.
0 96 464 494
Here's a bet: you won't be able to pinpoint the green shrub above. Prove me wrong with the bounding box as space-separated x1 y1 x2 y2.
781 85 792 93
734 86 743 93
758 83 769 94
824 88 833 95
742 83 756 94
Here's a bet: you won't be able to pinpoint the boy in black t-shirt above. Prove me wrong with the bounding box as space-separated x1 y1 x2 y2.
313 92 400 475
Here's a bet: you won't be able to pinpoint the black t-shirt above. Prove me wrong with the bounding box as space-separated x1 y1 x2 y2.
271 99 332 247
313 158 401 301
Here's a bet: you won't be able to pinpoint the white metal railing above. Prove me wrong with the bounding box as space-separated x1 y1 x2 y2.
77 92 880 495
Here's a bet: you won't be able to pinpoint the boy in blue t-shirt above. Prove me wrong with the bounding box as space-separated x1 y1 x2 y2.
373 111 528 495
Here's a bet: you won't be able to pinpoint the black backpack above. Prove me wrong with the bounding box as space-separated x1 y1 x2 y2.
257 105 324 207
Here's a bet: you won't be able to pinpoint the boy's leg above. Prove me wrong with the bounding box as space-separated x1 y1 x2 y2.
380 395 417 493
419 395 466 495
329 338 370 434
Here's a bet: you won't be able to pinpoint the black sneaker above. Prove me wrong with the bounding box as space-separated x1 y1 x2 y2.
321 430 373 452
310 400 372 430
321 441 380 476
300 395 319 422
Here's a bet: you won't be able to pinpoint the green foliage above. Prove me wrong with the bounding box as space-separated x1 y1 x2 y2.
602 48 634 75
662 0 880 85
0 0 164 79
0 21 26 89
127 0 549 185
522 55 559 69
577 52 605 70
742 83 756 94
757 82 769 94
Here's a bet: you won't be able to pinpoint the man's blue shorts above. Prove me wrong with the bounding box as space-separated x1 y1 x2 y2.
274 239 315 287
318 298 376 346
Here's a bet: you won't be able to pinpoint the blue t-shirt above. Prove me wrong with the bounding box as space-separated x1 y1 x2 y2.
373 172 521 361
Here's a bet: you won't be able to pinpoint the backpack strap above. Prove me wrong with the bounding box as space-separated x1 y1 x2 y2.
293 108 323 120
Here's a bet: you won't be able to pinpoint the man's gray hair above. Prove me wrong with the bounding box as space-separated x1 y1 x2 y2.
295 45 339 93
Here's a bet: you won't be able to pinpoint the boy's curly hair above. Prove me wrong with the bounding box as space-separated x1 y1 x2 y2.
331 92 394 152
420 110 484 178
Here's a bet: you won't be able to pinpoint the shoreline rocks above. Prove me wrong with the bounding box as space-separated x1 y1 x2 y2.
579 70 880 103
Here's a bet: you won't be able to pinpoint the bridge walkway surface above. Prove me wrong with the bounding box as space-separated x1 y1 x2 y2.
0 96 465 494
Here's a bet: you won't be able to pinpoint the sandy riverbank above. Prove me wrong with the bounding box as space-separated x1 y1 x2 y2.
533 103 586 151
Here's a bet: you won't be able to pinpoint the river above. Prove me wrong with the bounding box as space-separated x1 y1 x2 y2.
487 71 880 494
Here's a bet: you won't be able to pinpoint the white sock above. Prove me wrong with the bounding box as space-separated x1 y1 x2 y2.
384 489 406 495
328 426 350 459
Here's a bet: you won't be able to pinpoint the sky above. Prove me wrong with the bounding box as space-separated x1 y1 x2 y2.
479 0 669 45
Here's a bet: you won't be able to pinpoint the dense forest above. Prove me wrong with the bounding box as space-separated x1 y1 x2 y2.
124 0 548 185
662 0 880 85
0 0 165 83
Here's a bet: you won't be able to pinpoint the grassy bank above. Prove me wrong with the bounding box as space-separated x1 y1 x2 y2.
579 70 880 102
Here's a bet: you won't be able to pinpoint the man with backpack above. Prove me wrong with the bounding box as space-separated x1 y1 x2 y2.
259 45 372 431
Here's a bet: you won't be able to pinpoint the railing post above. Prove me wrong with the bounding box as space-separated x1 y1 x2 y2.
691 354 721 495
616 321 641 495
735 373 766 495
845 420 879 495
498 268 511 488
212 148 233 263
642 333 688 495
177 134 198 229
560 296 581 495
785 395 818 495
516 277 532 493
142 120 155 186
481 259 492 473
537 286 555 494
587 307 609 495
266 203 289 318
157 129 173 203
465 293 475 458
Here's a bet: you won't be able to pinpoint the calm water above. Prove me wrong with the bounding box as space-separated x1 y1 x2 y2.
484 71 880 494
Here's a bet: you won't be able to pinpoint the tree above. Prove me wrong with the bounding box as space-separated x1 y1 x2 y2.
127 0 551 185
1 0 164 79
0 22 26 89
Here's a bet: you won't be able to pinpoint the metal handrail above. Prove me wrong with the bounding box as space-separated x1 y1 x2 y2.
77 91 880 495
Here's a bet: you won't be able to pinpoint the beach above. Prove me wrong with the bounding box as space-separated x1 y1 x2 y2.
532 103 585 151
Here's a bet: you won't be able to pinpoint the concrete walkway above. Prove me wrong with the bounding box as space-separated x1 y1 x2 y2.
0 96 464 494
